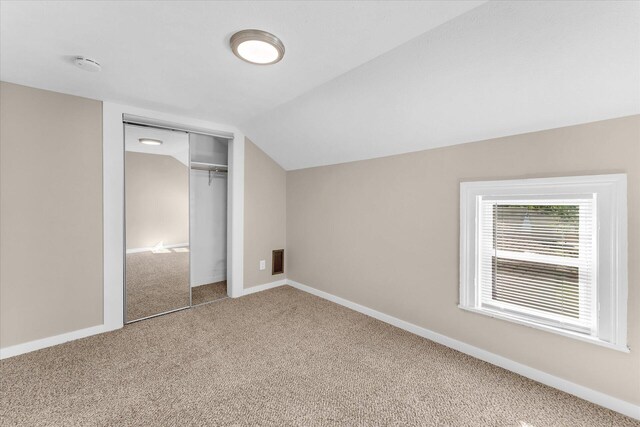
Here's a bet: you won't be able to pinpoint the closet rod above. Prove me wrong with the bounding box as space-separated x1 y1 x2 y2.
190 161 228 172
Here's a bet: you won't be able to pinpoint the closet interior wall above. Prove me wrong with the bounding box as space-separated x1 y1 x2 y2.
190 133 228 291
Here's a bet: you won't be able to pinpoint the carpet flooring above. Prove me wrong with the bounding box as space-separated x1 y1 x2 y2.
0 286 636 426
192 281 228 306
125 251 190 321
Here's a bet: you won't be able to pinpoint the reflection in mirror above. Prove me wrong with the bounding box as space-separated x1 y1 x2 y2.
190 133 228 305
124 125 191 322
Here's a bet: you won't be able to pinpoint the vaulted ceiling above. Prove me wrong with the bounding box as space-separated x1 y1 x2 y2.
2 1 638 170
242 1 640 169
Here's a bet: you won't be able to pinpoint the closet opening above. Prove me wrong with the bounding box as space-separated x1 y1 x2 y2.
189 133 229 307
123 120 231 324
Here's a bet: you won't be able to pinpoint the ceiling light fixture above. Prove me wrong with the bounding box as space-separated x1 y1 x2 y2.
139 138 163 146
230 29 285 65
73 56 102 72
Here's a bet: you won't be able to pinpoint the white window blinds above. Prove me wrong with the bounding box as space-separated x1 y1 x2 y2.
477 198 596 334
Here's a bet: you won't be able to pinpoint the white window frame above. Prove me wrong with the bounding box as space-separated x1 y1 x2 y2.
459 174 628 352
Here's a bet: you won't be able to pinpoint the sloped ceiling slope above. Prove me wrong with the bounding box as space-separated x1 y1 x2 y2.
242 1 640 170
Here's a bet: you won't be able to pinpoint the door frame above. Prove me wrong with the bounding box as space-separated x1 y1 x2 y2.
103 103 245 332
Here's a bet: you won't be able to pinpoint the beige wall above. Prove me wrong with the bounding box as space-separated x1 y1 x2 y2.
286 115 640 404
244 138 286 288
125 152 189 250
0 82 103 348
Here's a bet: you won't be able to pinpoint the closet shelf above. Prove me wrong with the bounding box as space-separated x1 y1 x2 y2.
190 161 228 172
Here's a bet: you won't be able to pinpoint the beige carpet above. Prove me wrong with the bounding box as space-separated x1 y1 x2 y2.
192 281 227 306
0 286 636 426
125 251 190 321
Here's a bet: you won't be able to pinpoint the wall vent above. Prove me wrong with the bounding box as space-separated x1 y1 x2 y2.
272 249 284 275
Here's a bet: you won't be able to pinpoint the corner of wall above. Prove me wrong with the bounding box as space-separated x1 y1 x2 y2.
243 137 287 290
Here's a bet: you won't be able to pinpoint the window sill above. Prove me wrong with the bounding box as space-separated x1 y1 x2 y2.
458 305 630 353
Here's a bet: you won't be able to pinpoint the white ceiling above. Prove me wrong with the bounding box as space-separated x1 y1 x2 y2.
0 0 483 124
243 1 640 170
2 1 638 171
124 125 189 166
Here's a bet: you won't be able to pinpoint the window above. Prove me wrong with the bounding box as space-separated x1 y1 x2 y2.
459 174 628 351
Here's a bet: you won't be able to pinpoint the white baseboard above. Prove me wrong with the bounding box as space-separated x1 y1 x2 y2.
242 279 287 296
0 323 117 360
286 279 640 421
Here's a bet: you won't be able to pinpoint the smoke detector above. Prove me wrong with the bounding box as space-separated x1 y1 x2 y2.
73 56 102 72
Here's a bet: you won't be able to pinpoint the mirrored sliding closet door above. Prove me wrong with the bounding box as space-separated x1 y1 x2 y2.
124 124 191 322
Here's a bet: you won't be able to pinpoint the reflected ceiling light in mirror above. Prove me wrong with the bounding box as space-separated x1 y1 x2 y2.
230 29 285 65
139 138 163 146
